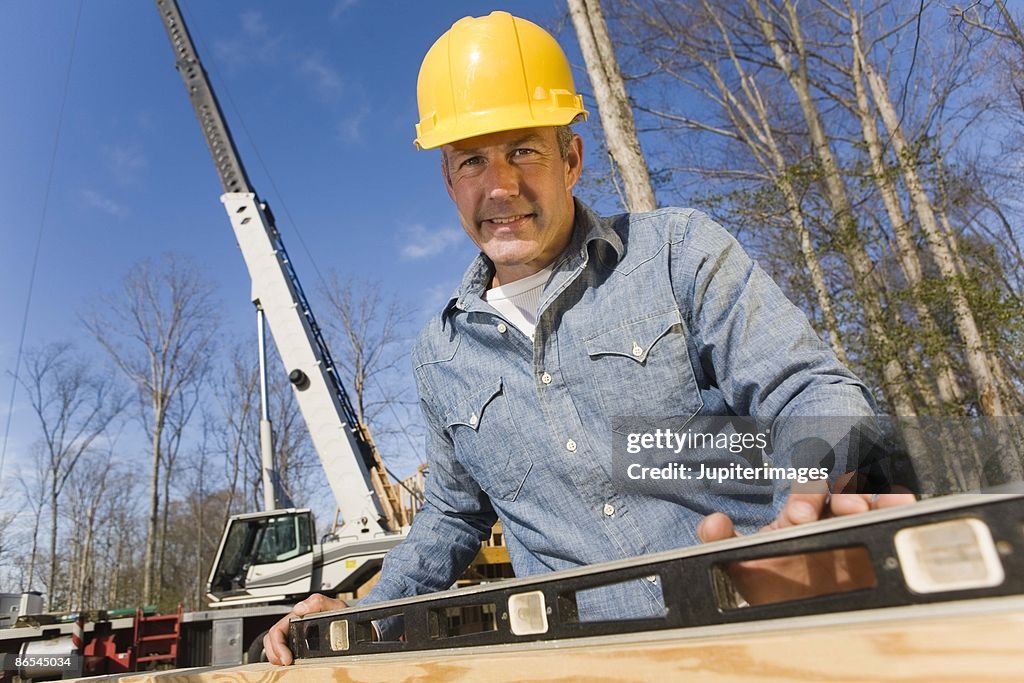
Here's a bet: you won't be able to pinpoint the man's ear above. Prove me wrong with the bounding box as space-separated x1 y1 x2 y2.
565 134 584 191
441 152 455 201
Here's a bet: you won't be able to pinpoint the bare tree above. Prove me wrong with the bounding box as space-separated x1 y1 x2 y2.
0 511 16 589
63 447 122 610
156 382 204 603
99 471 144 607
851 17 1007 416
212 339 319 513
318 275 417 450
84 254 218 604
177 420 218 609
14 458 48 592
19 342 124 609
212 347 260 527
950 1 1024 57
620 1 851 362
568 0 657 211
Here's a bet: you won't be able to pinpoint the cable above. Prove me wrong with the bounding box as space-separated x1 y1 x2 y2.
0 1 84 486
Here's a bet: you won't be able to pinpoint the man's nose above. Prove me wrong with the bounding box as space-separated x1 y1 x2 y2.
485 159 520 200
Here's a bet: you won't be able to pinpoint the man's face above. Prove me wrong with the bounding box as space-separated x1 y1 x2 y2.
442 126 583 286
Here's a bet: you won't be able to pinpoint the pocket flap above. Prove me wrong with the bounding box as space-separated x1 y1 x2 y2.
584 310 683 362
445 377 503 431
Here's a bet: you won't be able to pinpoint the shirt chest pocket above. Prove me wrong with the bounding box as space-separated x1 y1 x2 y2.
583 309 703 423
444 378 533 503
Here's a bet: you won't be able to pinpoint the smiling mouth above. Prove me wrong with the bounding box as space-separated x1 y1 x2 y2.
484 214 532 225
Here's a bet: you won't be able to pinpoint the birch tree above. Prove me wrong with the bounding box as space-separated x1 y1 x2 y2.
606 0 1022 486
856 20 1006 416
567 0 657 211
85 255 217 604
619 1 850 362
20 342 124 609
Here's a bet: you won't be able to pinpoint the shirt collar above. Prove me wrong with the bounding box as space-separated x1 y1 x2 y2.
440 198 624 324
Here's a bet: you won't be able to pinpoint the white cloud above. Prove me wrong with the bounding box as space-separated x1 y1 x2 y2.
102 143 146 185
82 189 126 217
214 11 281 70
241 10 269 38
300 54 344 96
399 224 464 260
330 0 360 20
336 107 368 143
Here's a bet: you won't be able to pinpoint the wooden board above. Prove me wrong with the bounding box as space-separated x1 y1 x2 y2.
89 597 1024 683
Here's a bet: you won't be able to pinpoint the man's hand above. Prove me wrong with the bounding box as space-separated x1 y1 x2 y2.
697 491 915 606
264 593 348 665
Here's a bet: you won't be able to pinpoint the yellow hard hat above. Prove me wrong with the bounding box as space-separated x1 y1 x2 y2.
414 11 588 150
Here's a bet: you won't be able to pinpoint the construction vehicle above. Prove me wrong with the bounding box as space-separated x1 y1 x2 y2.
154 0 414 609
2 0 440 676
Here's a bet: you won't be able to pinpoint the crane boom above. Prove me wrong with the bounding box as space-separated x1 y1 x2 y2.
154 0 404 538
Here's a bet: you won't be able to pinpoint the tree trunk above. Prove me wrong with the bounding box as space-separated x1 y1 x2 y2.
24 485 42 592
845 3 964 412
568 0 657 211
158 462 172 603
695 2 850 363
47 484 58 610
749 0 918 416
860 49 1006 416
143 407 163 605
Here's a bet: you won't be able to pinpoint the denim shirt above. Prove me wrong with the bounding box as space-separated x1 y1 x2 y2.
363 199 873 623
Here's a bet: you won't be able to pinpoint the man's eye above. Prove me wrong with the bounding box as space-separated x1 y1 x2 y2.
512 148 536 157
460 156 483 168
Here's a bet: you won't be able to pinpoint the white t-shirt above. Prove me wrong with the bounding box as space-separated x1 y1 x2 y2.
483 265 553 340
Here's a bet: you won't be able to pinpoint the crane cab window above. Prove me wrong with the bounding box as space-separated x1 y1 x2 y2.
255 513 313 563
210 511 315 593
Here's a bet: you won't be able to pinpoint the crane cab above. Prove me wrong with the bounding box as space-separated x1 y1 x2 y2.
208 509 317 604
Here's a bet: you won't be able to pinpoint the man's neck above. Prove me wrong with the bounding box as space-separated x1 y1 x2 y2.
492 262 553 288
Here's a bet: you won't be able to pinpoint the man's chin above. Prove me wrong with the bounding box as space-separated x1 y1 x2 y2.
484 246 536 268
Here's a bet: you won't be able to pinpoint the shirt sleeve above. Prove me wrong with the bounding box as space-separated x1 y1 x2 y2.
359 393 497 639
673 211 877 479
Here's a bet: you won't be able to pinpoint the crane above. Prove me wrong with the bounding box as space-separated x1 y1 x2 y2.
154 0 410 606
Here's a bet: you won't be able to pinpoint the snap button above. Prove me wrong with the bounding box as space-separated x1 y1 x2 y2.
469 413 478 426
497 323 508 334
541 372 552 385
565 439 577 452
631 342 643 357
603 503 615 517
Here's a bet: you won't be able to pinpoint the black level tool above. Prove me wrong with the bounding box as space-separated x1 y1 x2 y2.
290 494 1022 658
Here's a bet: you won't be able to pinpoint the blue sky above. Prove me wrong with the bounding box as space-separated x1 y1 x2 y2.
0 1 611 489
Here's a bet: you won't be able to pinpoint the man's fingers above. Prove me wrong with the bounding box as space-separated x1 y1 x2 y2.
872 492 916 508
776 492 828 528
264 613 294 666
263 594 349 666
828 493 871 517
697 512 736 543
829 492 916 516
